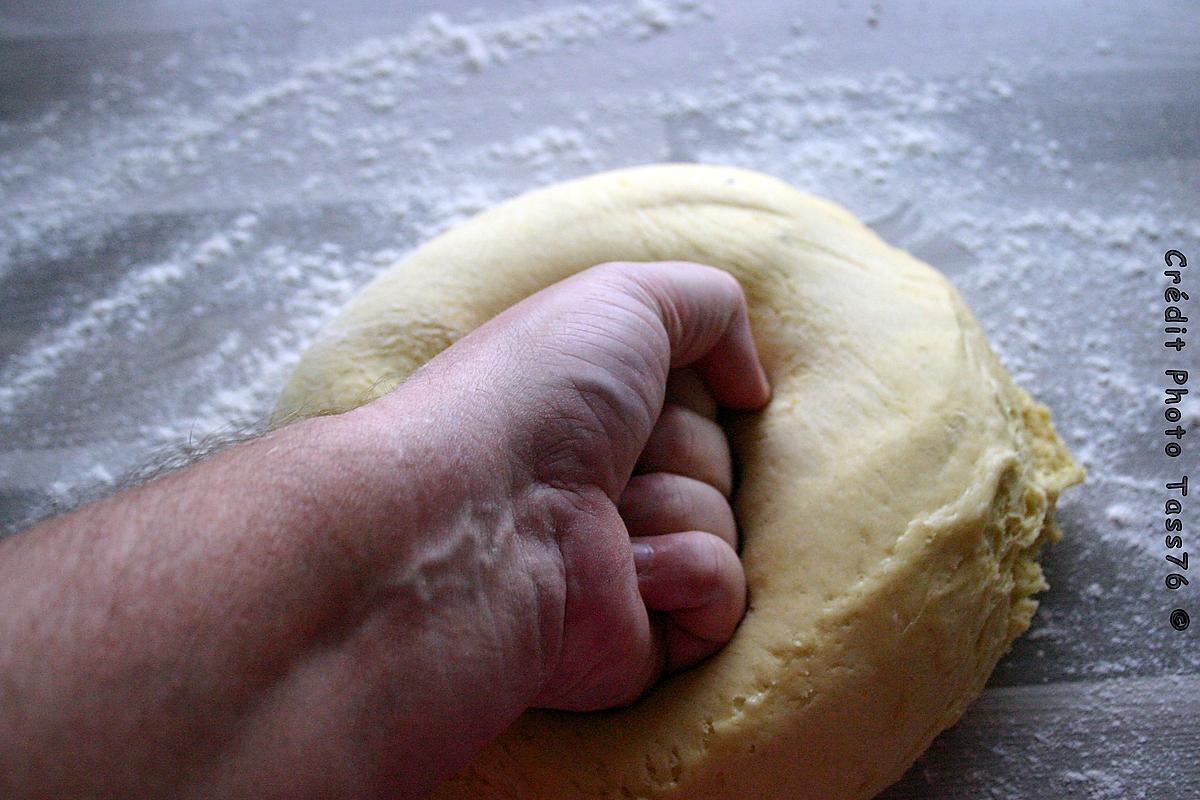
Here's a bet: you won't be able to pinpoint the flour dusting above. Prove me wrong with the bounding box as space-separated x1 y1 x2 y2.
1 8 1196 787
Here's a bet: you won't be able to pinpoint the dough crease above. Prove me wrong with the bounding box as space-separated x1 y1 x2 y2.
273 164 1083 800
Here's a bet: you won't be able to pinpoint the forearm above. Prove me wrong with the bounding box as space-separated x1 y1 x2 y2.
0 401 555 798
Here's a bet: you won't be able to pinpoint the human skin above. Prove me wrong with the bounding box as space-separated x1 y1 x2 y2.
0 261 770 799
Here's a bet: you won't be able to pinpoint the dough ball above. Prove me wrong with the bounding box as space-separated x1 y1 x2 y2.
273 164 1083 800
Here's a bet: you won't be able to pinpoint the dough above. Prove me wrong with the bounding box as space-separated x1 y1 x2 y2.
273 164 1082 799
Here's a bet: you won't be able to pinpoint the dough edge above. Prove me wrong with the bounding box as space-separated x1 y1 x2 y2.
272 164 1083 800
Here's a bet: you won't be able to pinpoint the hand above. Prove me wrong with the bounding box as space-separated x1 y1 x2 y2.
377 261 771 711
0 261 769 799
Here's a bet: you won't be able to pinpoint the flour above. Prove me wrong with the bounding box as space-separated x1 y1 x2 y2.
0 0 1194 711
2 3 1196 797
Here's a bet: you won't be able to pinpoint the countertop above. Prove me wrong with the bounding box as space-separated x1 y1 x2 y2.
2 1 1198 796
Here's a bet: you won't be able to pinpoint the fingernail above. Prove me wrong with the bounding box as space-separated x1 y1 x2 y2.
631 540 654 572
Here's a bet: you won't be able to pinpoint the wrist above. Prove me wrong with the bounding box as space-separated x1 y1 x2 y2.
188 402 566 796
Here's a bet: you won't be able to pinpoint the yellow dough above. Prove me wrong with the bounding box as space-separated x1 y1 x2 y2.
273 164 1082 799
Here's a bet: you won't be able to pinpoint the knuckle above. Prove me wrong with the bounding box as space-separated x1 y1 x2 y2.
689 535 729 601
666 477 690 522
666 406 698 462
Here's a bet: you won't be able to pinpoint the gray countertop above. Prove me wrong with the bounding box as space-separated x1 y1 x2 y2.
2 1 1198 796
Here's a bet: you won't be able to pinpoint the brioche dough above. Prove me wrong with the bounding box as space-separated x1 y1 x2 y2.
273 164 1082 799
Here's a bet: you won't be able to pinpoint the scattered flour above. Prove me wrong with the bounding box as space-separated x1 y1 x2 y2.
0 8 1196 793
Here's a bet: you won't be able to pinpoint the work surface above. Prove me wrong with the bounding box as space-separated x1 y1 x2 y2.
1 1 1197 796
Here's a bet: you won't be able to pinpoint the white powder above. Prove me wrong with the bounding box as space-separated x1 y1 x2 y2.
0 6 1195 780
1060 769 1127 799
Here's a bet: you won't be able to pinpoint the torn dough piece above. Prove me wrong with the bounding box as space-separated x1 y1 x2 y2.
274 164 1083 800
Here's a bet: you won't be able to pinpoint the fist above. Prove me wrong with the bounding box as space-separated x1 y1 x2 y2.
396 262 770 712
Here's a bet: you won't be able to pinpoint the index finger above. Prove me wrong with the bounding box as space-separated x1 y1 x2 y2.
617 261 771 411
